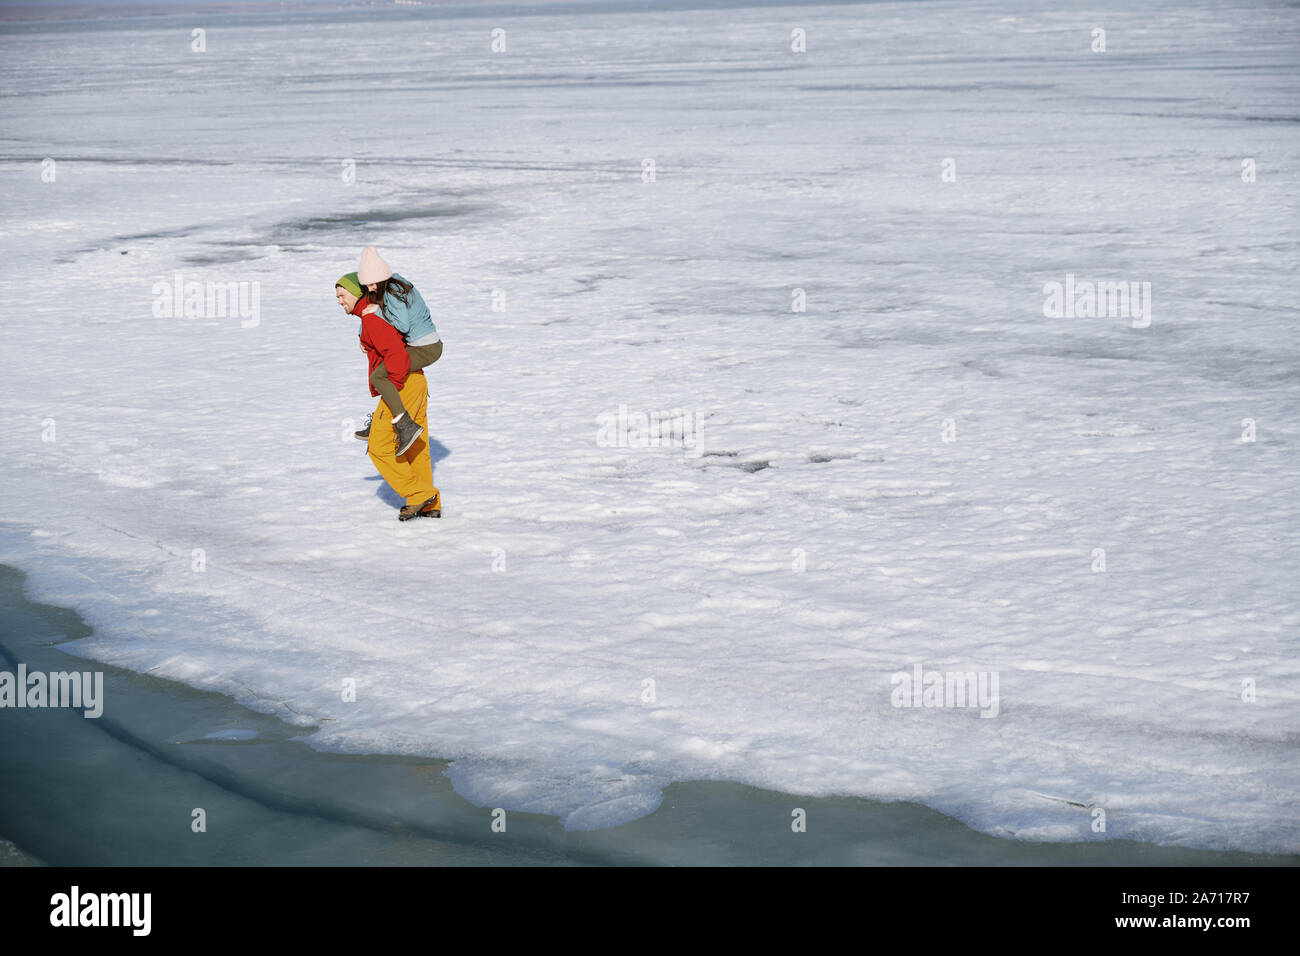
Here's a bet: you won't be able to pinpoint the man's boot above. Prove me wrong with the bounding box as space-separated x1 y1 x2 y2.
354 413 372 440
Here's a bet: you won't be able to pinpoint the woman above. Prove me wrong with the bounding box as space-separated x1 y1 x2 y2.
336 276 441 520
348 246 443 456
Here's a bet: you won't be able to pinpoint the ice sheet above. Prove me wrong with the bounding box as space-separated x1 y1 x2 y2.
1 0 1297 849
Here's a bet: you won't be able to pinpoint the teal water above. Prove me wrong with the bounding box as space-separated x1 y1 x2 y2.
1 564 1294 867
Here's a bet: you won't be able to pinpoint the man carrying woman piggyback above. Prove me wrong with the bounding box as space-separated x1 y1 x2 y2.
335 246 443 521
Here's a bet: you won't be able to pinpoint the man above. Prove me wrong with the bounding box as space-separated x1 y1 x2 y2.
336 274 441 521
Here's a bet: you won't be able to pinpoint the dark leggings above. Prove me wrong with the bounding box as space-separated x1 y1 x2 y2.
371 340 443 420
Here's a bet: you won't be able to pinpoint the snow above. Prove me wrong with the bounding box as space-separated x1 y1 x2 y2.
1 0 1298 850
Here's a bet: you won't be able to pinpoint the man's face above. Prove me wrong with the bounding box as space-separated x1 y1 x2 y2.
336 286 358 312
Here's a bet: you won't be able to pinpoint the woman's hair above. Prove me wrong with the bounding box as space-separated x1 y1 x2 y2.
370 276 413 319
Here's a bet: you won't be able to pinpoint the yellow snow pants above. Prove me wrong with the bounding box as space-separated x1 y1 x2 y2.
367 370 440 509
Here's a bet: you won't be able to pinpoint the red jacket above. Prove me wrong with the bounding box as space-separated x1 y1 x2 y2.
355 296 411 396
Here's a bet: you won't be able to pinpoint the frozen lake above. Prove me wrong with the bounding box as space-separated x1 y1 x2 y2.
1 0 1298 857
0 562 1290 865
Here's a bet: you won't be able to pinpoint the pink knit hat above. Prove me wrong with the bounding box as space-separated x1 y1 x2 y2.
357 246 393 284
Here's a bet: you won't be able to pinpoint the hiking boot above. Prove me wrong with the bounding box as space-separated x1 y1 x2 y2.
399 494 440 522
394 415 424 456
354 414 372 440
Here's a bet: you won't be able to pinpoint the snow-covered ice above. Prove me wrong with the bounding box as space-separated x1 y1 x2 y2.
1 0 1297 851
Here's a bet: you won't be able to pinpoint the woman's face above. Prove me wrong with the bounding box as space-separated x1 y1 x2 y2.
367 283 378 293
336 286 358 312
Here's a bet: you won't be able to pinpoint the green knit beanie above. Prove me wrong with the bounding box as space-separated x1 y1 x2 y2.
335 272 363 299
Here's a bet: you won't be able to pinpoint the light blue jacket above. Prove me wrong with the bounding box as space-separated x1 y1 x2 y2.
357 274 439 345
